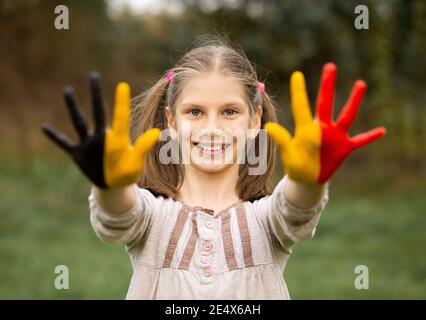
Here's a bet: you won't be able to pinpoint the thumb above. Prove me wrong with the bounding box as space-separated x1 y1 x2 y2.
264 122 292 153
134 128 161 160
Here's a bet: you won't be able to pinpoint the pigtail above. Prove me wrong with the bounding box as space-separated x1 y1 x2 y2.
131 73 184 199
237 80 277 201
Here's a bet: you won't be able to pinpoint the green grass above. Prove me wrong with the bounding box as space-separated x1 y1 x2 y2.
0 157 425 299
0 157 132 299
285 176 426 299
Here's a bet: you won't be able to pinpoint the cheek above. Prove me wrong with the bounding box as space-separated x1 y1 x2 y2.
173 116 192 141
229 115 252 139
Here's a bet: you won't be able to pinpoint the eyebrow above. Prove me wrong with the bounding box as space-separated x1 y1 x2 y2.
180 101 245 108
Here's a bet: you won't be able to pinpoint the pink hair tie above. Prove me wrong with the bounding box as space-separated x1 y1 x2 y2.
166 70 175 84
257 81 265 93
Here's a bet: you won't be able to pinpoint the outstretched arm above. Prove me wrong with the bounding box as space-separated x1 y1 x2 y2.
42 73 161 246
42 73 160 214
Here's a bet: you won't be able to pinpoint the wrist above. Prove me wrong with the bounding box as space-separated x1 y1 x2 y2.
93 184 137 214
284 176 328 209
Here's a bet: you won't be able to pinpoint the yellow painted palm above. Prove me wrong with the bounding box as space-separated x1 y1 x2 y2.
265 71 321 184
104 82 160 187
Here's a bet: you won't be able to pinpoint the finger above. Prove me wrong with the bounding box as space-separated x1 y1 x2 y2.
336 80 366 131
351 127 386 150
112 82 131 137
290 71 313 127
41 123 75 153
315 63 337 124
134 128 161 159
264 122 292 153
64 86 89 141
89 71 106 134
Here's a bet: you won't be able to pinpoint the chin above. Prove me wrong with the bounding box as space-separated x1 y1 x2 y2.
190 161 234 174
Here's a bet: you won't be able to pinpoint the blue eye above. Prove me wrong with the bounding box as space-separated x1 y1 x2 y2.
224 109 237 116
189 109 201 117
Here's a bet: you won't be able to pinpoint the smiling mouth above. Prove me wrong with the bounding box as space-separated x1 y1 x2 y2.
192 142 231 156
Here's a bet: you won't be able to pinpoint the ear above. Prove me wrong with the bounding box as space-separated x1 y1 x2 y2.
248 105 263 139
165 106 178 140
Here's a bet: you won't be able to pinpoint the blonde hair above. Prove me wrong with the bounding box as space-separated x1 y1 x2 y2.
131 35 279 202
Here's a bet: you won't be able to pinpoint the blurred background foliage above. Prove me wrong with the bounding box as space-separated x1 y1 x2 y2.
0 0 425 299
1 0 425 170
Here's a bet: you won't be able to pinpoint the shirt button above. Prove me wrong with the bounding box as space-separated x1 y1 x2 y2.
203 241 213 252
201 256 210 265
203 268 212 277
205 220 214 229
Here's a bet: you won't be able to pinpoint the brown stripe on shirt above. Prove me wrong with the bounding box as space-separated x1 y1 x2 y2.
235 203 254 267
219 210 238 270
162 205 190 268
179 211 198 270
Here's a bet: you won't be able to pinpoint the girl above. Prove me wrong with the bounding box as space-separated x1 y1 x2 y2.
42 37 385 299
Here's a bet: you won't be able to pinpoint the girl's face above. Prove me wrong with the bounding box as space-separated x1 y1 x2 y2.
166 72 262 174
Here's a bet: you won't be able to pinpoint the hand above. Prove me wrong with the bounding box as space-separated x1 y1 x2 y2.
41 72 160 188
265 63 386 184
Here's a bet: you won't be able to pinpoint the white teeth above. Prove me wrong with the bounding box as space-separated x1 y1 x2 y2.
199 145 221 151
207 146 220 151
194 143 229 151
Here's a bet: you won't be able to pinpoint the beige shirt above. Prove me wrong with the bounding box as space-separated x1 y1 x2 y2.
88 175 329 300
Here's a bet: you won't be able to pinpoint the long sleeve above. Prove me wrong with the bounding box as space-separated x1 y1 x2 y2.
88 184 154 248
255 175 329 254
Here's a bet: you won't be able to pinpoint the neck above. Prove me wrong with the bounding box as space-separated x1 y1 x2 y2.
178 165 241 212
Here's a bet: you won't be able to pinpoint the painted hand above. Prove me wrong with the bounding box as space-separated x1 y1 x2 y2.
41 72 160 188
265 63 386 184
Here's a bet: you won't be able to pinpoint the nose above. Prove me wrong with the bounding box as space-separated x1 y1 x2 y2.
195 114 225 143
206 114 230 142
205 112 222 131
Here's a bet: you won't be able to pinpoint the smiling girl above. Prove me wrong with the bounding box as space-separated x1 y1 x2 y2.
42 37 385 299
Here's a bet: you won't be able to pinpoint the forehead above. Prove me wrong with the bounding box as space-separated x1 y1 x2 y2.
176 72 247 107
